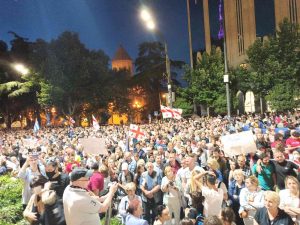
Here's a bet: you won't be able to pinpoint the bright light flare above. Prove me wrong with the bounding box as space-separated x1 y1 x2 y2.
14 64 29 75
146 20 155 30
140 9 152 21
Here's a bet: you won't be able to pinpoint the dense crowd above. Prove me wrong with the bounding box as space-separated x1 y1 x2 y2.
0 112 300 225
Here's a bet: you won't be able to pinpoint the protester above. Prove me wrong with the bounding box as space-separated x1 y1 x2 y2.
279 176 300 224
125 198 149 225
118 182 142 221
153 205 171 225
45 159 69 199
254 191 294 225
63 168 118 225
1 112 299 225
239 176 264 225
161 166 181 225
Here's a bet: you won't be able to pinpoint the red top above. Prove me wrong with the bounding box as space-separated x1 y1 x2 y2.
87 171 104 192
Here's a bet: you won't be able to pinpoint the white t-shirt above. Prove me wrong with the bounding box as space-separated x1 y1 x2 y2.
279 189 300 223
63 185 102 225
202 186 224 217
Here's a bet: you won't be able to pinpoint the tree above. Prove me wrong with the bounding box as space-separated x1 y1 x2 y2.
134 41 184 114
178 47 226 115
30 31 112 116
246 19 300 110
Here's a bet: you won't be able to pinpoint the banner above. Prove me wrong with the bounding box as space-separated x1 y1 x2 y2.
79 137 107 155
160 105 182 120
129 124 145 140
221 131 257 157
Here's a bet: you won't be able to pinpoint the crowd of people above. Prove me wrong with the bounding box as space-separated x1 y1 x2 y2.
0 112 300 225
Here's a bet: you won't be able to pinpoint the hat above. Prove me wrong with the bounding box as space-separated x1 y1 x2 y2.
70 168 93 181
121 162 129 171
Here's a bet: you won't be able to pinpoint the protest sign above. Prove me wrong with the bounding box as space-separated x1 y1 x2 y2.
79 137 107 155
221 131 257 157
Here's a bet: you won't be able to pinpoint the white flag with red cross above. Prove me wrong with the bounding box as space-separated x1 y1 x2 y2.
67 116 75 125
92 115 100 130
160 105 182 120
129 124 145 140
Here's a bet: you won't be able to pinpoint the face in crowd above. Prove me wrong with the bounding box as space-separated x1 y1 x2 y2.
274 151 285 163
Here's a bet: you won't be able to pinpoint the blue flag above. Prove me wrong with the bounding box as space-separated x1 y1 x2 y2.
33 119 40 133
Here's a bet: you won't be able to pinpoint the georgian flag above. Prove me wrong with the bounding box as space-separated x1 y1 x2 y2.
129 124 145 140
92 115 100 130
33 119 40 133
160 105 182 120
68 116 75 125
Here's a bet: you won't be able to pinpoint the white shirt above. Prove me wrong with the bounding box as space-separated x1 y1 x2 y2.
279 189 300 223
63 185 102 225
202 186 224 217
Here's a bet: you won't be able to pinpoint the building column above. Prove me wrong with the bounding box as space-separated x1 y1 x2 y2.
203 0 211 54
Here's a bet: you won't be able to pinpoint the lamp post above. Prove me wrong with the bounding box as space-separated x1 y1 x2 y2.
140 9 172 108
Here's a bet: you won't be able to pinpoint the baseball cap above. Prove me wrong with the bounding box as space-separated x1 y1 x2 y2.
70 168 93 181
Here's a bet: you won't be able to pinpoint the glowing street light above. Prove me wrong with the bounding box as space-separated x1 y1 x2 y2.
14 64 29 76
146 20 155 30
140 8 172 108
140 9 152 22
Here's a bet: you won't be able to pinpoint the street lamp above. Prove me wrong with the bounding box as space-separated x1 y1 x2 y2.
140 8 172 108
13 63 29 76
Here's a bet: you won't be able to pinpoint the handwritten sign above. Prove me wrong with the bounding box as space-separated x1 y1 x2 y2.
221 131 257 157
79 137 107 155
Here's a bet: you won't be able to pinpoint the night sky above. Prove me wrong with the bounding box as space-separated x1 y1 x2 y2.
0 0 275 65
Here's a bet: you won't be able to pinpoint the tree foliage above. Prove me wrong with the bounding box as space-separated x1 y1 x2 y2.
177 47 226 114
134 41 184 114
246 19 300 110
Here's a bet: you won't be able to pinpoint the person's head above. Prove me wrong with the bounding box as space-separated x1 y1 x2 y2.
125 182 136 198
292 150 300 161
221 207 236 225
127 199 143 217
259 152 270 165
186 153 196 167
203 215 223 225
245 176 259 190
91 162 99 171
179 218 194 225
45 159 59 179
274 133 284 141
233 169 244 182
30 175 49 195
168 152 176 165
206 174 217 188
229 159 237 170
146 161 154 174
70 168 93 189
274 150 285 163
156 205 171 222
164 166 174 179
124 152 132 162
292 131 300 138
99 164 109 178
237 155 246 168
264 191 280 210
207 158 220 171
285 176 300 196
155 154 162 165
212 148 221 160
